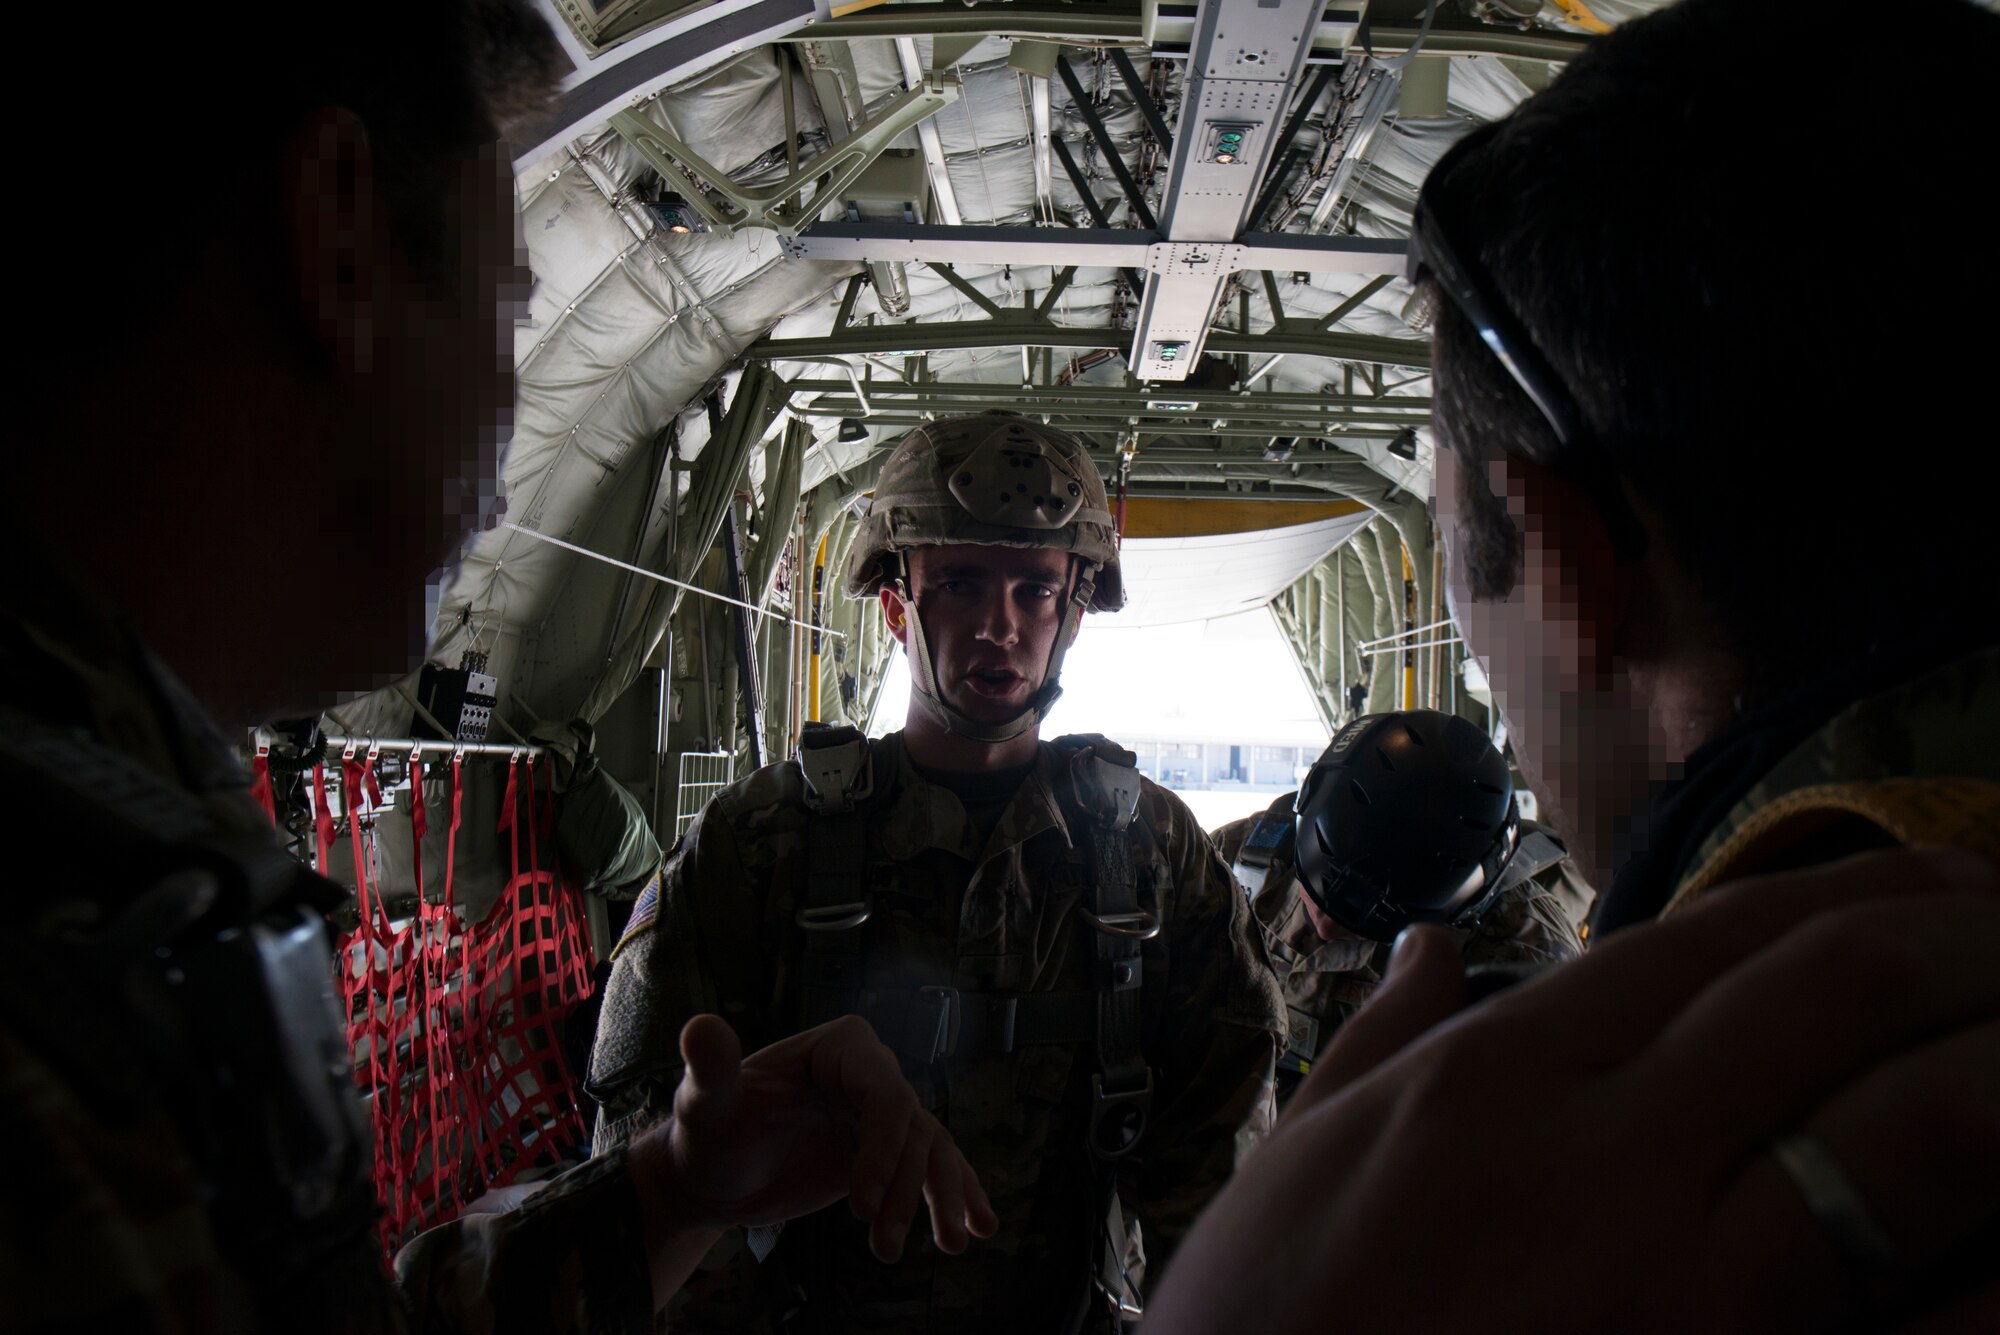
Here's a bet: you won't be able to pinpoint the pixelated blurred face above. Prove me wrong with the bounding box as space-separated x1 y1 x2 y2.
328 139 523 687
892 545 1074 725
1437 451 1633 884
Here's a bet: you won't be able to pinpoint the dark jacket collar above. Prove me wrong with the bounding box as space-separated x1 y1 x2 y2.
1595 630 1993 936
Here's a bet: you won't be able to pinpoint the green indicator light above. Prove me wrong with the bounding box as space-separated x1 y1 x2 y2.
1220 132 1242 143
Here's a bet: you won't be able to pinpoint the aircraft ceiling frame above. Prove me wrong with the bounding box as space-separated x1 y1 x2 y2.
407 0 1615 770
606 72 959 232
513 0 1591 461
746 318 1429 366
517 0 1590 167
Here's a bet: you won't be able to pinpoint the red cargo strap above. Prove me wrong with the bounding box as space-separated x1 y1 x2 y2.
497 753 522 878
445 752 464 913
343 753 388 936
409 753 427 904
249 745 277 827
312 762 335 876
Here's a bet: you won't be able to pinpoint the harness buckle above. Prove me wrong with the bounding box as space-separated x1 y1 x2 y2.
1089 1070 1153 1159
795 901 872 932
798 725 872 815
1078 906 1161 941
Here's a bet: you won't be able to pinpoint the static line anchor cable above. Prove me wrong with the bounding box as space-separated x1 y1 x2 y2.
499 522 847 637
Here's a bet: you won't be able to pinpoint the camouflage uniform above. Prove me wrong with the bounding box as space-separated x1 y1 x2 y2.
0 568 651 1335
1213 797 1589 1105
589 729 1286 1333
1648 643 2000 919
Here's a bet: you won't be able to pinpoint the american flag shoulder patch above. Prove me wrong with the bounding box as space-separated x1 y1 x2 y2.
612 869 662 961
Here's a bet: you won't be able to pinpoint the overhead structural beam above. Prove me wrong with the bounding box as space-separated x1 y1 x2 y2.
1107 47 1172 153
799 39 912 315
1249 64 1338 229
609 72 957 234
1047 138 1146 295
514 4 1588 171
791 4 1578 60
781 380 1431 410
513 0 821 167
791 7 1585 62
781 391 1432 426
1026 65 1055 219
747 319 1429 366
1055 56 1158 229
1120 484 1376 503
795 418 1419 445
792 406 1428 431
1308 69 1400 234
1318 274 1395 331
783 222 1404 274
1128 0 1327 381
896 38 965 226
928 262 1010 319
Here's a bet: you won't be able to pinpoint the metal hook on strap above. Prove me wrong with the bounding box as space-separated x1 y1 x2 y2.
796 901 872 932
1078 906 1161 940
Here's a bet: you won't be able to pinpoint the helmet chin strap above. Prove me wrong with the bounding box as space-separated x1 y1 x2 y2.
894 553 1099 746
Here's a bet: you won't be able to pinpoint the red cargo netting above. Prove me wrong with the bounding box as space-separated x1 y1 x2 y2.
330 749 598 1260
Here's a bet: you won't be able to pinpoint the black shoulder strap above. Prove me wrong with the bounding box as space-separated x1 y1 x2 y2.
1066 742 1155 1160
795 724 878 1029
1494 824 1568 894
1231 791 1299 900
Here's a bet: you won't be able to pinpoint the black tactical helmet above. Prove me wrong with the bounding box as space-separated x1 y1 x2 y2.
1292 709 1521 942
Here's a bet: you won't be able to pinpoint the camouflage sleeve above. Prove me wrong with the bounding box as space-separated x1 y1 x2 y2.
1208 814 1256 873
588 800 771 1155
5 1014 650 1335
1465 861 1592 967
394 1149 652 1335
1 1019 266 1331
1124 789 1285 1274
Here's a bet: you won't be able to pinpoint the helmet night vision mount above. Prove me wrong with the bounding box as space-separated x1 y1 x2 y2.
1293 709 1522 942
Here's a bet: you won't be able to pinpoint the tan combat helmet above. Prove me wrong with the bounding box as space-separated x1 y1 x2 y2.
844 411 1123 743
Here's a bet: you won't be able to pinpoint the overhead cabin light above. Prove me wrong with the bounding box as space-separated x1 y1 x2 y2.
1205 121 1257 165
650 190 709 235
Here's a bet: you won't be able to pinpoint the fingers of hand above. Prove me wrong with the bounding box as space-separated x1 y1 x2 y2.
1509 847 2000 1066
919 1123 970 1255
1709 1016 2000 1319
868 1113 935 1263
828 1021 912 1223
1636 889 2000 1155
673 1014 744 1126
1289 924 1467 1117
960 1155 998 1240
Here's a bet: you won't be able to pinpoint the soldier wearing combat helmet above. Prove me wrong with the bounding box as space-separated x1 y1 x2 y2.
590 412 1285 1333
